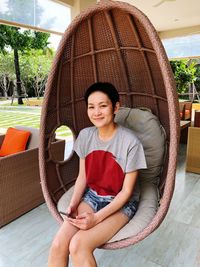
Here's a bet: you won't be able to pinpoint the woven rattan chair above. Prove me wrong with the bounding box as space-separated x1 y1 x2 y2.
39 0 180 249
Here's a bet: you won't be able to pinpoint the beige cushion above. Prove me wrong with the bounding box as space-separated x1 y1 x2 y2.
15 126 39 149
57 183 159 243
115 107 166 185
57 107 165 242
57 187 74 219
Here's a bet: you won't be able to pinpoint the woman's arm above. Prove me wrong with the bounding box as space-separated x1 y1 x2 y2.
68 170 138 229
67 158 87 214
95 170 138 223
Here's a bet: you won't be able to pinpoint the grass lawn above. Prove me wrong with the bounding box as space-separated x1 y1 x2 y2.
0 97 43 106
0 105 72 138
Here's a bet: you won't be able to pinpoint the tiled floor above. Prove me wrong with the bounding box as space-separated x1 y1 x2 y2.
1 144 200 267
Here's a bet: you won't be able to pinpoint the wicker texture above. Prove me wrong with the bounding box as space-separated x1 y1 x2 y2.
39 0 180 249
0 128 65 228
0 128 44 227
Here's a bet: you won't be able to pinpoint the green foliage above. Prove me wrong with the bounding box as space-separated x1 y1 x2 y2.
20 49 53 79
20 49 54 97
0 25 50 53
194 64 200 92
0 48 54 97
0 24 51 101
0 53 15 97
0 53 15 78
0 25 53 98
170 60 196 93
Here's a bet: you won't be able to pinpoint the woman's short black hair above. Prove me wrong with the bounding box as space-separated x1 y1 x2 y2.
84 82 119 108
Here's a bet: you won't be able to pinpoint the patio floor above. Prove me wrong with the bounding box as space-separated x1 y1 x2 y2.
0 144 200 267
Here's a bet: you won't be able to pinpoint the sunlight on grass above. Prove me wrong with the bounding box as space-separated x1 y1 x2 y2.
0 107 71 138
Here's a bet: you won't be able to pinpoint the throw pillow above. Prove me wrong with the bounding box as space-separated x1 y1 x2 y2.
0 127 31 156
114 107 166 185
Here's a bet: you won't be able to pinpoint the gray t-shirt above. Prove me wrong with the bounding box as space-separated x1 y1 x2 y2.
74 125 147 201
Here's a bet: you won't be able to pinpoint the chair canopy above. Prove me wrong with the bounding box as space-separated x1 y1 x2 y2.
39 0 180 249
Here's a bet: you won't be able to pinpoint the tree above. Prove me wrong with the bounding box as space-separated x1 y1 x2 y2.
170 60 196 94
194 64 200 93
0 75 10 99
20 49 54 98
0 25 50 104
0 53 15 98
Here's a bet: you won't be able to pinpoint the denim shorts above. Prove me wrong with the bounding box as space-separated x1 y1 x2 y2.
82 188 138 220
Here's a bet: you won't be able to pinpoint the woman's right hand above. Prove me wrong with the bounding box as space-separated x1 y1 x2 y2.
66 204 77 218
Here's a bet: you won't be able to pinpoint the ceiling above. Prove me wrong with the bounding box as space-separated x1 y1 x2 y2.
60 0 200 38
115 0 200 33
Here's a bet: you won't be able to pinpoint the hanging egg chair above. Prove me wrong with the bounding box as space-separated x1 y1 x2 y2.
39 0 180 249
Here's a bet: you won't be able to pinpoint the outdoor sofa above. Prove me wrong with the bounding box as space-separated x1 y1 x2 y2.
0 126 65 227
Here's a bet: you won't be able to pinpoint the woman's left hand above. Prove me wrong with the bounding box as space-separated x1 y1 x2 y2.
67 212 98 230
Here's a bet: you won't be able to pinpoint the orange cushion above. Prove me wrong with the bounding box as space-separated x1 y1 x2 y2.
0 127 31 156
185 109 190 115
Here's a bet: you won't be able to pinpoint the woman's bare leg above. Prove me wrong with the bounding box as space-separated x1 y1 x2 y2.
48 203 94 267
48 220 78 267
69 211 129 267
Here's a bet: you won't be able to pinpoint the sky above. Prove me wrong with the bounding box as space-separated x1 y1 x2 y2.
0 0 71 34
49 34 62 50
163 34 200 58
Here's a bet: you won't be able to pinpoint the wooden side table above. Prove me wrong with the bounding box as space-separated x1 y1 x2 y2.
186 127 200 174
194 110 200 127
180 120 191 143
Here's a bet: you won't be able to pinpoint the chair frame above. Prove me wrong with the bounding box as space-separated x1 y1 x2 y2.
39 0 180 249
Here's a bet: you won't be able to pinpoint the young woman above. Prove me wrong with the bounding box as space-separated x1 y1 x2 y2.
48 82 146 267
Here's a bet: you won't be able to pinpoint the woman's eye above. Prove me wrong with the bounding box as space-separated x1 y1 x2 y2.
100 105 107 108
88 106 94 109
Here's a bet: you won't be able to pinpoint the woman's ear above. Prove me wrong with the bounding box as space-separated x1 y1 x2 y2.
114 102 120 114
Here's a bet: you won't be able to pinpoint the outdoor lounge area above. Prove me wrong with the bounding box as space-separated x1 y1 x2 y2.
0 0 200 267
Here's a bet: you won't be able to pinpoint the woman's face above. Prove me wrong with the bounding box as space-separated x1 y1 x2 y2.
87 91 119 129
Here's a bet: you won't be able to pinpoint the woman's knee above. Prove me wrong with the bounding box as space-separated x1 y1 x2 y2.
69 232 92 256
69 233 82 256
50 235 69 257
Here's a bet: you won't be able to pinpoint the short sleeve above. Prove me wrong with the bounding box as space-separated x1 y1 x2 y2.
73 130 86 159
125 141 147 173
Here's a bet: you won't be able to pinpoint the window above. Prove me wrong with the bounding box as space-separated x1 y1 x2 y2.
0 0 71 34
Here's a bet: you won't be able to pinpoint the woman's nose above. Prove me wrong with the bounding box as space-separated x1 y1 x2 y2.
94 107 101 116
